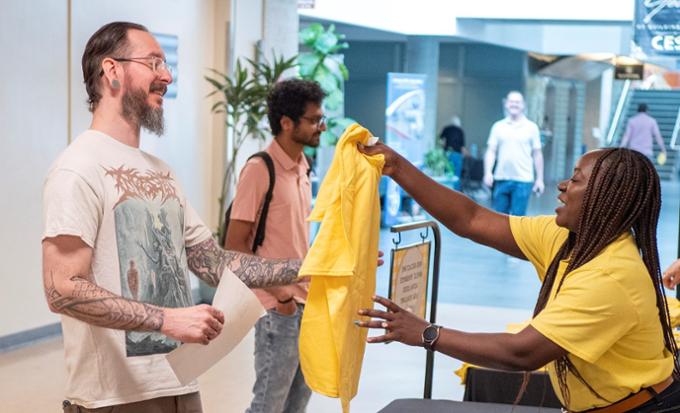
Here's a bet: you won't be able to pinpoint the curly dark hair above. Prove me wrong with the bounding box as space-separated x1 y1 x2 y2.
82 22 148 112
267 79 325 136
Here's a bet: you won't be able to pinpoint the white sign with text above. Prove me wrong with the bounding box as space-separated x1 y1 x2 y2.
390 242 430 318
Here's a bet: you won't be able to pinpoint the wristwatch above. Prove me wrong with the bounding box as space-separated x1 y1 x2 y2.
422 324 442 351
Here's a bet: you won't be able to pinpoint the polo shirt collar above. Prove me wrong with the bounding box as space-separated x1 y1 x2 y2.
269 138 307 172
504 115 527 126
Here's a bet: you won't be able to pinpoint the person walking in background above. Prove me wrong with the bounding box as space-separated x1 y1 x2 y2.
440 115 468 178
225 79 326 413
620 103 667 161
483 91 544 216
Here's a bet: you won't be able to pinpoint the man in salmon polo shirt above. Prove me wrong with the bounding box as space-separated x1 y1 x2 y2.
225 79 325 413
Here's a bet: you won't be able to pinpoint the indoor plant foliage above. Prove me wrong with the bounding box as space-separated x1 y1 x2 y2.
424 142 455 177
299 23 354 147
205 54 297 242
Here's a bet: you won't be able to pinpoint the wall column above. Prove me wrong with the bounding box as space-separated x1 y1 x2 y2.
405 36 439 148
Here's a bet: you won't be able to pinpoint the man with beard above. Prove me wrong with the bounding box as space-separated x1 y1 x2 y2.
42 22 303 412
225 79 325 413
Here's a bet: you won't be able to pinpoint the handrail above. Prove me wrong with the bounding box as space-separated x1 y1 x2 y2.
606 80 631 146
390 220 441 399
670 106 680 150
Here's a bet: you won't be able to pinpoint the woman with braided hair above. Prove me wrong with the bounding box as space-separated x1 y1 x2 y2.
356 144 680 411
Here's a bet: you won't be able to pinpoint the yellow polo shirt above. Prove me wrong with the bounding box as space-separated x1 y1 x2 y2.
298 124 384 412
510 215 674 411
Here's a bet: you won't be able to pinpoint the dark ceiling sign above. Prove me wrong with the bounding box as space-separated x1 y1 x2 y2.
614 62 644 80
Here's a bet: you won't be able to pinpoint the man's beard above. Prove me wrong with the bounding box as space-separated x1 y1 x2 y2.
292 129 321 148
121 84 165 136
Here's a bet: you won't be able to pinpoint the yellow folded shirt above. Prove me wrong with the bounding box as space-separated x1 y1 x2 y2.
298 123 384 412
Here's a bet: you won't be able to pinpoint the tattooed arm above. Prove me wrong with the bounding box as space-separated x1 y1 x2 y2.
186 237 301 288
43 235 224 344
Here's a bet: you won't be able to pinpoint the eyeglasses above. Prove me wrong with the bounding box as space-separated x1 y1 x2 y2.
102 56 173 76
300 114 327 128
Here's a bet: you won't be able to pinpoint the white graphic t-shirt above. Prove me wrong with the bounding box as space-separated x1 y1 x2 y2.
42 130 213 408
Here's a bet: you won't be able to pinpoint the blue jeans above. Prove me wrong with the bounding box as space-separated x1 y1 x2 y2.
246 305 310 413
492 180 533 216
448 152 463 190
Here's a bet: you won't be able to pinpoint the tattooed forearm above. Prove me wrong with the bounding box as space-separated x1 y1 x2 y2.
45 272 163 331
186 238 301 288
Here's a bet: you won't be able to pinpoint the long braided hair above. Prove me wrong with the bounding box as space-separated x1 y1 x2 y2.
533 148 680 406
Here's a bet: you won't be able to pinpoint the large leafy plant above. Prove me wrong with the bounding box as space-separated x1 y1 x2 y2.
299 23 354 147
205 54 297 242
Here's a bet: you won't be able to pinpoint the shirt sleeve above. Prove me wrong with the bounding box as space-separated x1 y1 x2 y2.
530 123 542 150
530 269 638 364
509 215 568 280
42 169 102 248
653 121 665 150
486 123 498 151
184 200 213 247
230 158 270 223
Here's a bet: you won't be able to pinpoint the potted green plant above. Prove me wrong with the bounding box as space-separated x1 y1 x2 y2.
424 143 455 178
205 54 297 243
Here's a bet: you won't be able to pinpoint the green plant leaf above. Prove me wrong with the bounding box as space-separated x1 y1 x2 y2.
314 66 340 95
204 76 226 92
424 146 454 177
299 23 324 47
314 32 338 55
320 130 338 146
324 88 344 111
338 62 349 81
303 145 317 159
298 53 320 78
321 55 346 82
330 42 349 53
210 100 227 112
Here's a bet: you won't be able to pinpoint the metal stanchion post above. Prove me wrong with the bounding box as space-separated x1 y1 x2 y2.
389 221 441 399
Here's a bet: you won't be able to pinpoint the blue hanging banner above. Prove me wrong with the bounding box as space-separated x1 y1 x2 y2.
634 1 680 56
383 73 427 226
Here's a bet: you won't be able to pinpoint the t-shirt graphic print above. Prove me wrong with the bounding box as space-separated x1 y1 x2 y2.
105 165 192 356
43 130 213 407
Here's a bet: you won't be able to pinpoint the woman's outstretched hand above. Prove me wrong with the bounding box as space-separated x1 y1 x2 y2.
357 141 403 178
356 295 430 347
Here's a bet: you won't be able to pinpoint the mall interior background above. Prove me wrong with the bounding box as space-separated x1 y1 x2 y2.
1 0 679 410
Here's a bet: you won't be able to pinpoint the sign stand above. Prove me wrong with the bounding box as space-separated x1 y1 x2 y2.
389 220 441 399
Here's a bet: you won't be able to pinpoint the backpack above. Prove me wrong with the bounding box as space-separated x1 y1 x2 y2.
221 152 275 253
221 151 314 253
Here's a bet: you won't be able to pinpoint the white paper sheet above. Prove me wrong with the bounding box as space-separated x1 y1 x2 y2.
166 269 265 385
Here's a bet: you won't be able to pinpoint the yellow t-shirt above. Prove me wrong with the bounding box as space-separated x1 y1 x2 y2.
510 215 674 411
298 124 384 412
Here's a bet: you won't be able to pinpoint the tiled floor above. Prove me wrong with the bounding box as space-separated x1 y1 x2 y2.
1 181 678 412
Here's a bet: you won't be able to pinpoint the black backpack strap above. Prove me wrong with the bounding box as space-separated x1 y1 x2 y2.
304 153 314 177
250 152 275 253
